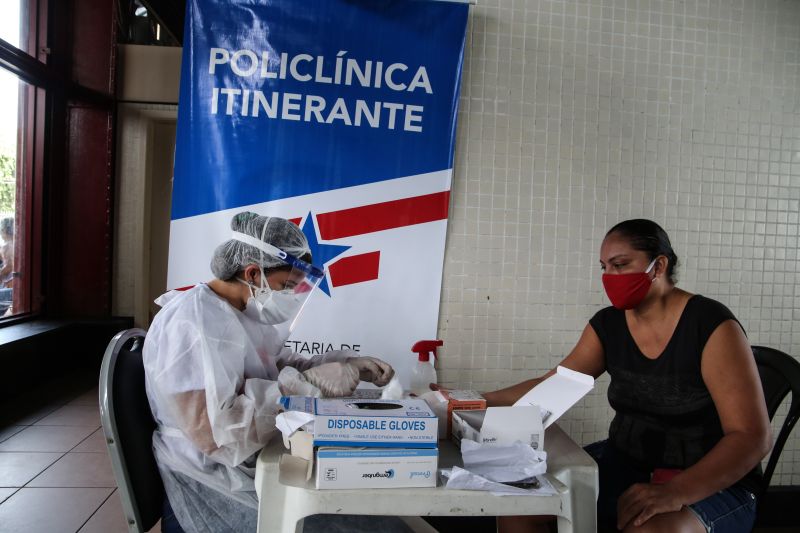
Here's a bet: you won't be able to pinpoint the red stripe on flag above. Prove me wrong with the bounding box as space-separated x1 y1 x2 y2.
289 217 302 226
316 191 450 240
329 252 380 287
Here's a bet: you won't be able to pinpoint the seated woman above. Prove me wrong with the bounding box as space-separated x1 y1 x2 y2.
484 219 771 533
144 212 398 533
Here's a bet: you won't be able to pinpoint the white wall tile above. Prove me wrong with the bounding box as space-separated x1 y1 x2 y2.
439 0 800 485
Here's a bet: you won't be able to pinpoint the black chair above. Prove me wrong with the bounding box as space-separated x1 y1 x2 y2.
752 345 800 502
99 328 164 533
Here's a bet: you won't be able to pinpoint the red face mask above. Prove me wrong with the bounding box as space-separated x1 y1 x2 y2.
602 259 657 310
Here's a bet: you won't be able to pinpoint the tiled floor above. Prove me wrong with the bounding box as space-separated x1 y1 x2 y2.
0 384 161 533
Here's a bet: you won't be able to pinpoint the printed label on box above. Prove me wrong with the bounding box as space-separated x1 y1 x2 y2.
313 398 438 447
316 448 438 489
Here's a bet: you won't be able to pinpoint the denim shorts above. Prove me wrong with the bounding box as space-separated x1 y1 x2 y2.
585 440 757 532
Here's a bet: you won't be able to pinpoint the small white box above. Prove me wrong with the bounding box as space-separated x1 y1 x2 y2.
316 447 438 489
452 407 544 450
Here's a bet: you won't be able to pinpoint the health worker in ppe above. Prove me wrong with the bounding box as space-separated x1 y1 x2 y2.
143 211 396 533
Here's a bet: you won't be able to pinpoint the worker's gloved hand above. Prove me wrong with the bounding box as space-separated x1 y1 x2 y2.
346 356 395 386
302 362 360 397
277 367 321 397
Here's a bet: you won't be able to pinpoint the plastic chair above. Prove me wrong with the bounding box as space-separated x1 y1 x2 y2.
99 328 164 533
752 345 800 501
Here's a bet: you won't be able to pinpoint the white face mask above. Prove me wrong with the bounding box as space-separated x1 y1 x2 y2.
238 268 302 325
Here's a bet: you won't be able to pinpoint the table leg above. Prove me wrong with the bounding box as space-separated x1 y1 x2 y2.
567 466 598 532
556 515 574 533
257 488 307 533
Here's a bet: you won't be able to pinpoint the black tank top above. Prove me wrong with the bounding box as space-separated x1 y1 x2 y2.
589 294 760 491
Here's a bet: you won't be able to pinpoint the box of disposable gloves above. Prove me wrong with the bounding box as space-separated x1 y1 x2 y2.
280 397 438 448
316 447 438 489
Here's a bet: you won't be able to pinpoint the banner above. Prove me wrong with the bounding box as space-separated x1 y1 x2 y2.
170 0 469 386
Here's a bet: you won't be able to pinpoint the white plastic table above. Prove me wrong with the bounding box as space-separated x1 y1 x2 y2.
255 424 598 533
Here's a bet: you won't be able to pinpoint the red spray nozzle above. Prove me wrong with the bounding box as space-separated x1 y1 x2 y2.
411 340 443 362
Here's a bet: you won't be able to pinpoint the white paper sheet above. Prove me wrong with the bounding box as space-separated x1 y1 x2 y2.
513 366 594 427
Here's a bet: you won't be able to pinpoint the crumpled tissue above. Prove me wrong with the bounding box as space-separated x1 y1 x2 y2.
461 438 547 482
441 466 556 496
442 439 554 496
276 410 315 444
380 376 405 400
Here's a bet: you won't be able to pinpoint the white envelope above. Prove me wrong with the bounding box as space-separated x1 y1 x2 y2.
513 366 594 427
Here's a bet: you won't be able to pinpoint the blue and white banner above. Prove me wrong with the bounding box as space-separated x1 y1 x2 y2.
170 0 468 386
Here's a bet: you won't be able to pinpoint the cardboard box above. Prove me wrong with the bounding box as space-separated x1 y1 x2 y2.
452 406 545 450
439 390 486 436
315 447 438 489
344 388 383 400
282 397 438 448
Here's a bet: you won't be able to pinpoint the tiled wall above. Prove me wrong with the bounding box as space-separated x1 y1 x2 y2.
438 0 800 485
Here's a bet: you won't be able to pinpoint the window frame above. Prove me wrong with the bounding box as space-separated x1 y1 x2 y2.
0 0 119 325
0 0 48 322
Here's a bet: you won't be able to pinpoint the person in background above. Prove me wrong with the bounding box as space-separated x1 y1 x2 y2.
0 217 13 284
144 211 397 533
0 217 14 315
485 219 771 533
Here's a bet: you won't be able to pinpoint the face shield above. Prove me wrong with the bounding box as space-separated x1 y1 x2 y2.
231 231 324 339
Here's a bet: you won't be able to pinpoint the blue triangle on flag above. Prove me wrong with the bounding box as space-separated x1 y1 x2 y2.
300 213 350 297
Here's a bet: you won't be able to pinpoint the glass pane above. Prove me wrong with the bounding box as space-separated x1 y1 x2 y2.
0 0 33 57
0 67 30 317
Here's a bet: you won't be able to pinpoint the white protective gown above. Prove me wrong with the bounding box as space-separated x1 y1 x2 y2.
143 284 353 507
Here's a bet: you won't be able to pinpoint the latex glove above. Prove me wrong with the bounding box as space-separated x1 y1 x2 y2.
346 356 395 386
277 367 321 397
302 361 360 397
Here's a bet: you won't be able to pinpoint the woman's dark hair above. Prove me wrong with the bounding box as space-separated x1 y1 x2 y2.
606 219 679 283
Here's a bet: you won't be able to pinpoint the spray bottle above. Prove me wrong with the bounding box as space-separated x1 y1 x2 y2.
410 340 443 396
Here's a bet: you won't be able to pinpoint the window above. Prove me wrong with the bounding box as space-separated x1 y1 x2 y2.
0 70 25 317
0 0 35 59
0 0 116 321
